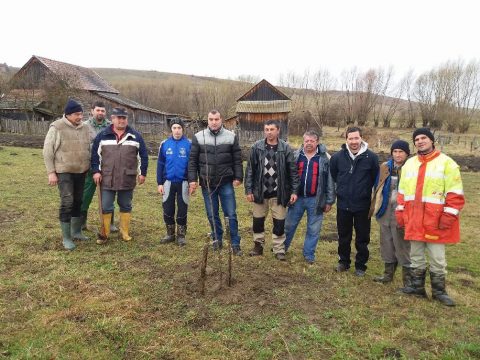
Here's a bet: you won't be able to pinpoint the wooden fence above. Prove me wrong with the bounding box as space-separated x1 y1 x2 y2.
0 118 51 135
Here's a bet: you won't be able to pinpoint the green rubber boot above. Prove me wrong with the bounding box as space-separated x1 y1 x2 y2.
71 217 89 241
60 222 75 250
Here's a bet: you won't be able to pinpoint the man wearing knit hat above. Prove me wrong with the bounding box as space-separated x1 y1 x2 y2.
370 139 411 286
157 118 191 246
396 128 464 306
43 99 91 250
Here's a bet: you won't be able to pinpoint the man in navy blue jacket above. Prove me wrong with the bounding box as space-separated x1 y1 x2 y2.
330 127 379 276
157 118 191 246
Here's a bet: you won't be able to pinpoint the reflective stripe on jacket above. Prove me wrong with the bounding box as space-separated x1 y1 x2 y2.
396 150 464 243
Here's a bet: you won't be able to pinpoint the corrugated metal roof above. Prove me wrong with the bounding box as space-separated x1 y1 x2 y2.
236 100 292 113
32 56 119 94
96 92 168 115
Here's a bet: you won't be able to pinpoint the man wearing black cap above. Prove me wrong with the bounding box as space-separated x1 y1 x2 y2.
43 99 91 250
157 118 191 246
396 128 464 306
370 140 411 286
91 107 149 244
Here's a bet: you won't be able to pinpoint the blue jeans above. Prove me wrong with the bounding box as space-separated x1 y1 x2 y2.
201 182 241 247
102 189 133 213
284 196 323 262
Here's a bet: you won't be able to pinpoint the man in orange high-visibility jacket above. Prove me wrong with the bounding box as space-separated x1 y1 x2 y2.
396 128 464 306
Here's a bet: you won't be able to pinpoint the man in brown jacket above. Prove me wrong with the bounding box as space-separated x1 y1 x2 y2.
43 99 91 250
91 107 148 243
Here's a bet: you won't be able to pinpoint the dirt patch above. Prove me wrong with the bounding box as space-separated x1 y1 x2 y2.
0 209 23 225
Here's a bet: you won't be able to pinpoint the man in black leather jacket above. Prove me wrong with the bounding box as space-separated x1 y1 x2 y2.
245 120 299 260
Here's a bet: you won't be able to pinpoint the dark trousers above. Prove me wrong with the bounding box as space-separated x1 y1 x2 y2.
162 181 188 226
337 208 371 271
57 172 86 222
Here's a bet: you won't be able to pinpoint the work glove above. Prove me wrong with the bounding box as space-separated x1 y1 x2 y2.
438 212 457 230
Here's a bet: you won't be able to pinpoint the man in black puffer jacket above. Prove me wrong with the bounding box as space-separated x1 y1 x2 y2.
330 126 379 277
188 110 243 255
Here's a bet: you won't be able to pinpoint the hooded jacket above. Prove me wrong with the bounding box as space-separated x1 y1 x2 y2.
330 142 379 212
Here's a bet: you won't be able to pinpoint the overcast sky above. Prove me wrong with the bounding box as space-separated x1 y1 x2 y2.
2 0 478 85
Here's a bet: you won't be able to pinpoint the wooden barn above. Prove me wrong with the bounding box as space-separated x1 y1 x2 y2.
235 79 291 144
0 56 177 136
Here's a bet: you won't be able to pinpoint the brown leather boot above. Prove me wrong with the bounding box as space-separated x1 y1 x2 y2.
249 241 264 256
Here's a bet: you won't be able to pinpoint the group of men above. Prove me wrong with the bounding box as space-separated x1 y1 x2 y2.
44 100 464 307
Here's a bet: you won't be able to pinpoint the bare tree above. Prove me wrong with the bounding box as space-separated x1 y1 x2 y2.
311 68 337 131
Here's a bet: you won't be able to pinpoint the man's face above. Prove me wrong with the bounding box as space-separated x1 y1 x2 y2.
66 112 83 126
303 135 319 152
264 124 280 142
111 115 128 131
91 106 106 123
414 134 434 153
208 112 222 131
171 124 183 139
392 149 408 165
346 131 362 153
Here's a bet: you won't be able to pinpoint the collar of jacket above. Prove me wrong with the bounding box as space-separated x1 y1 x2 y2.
418 149 441 163
208 126 223 136
88 117 109 129
62 116 84 129
299 144 326 156
256 138 288 151
170 135 187 142
341 143 367 157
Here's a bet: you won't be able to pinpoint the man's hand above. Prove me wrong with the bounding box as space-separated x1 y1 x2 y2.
233 180 241 187
289 194 298 205
246 193 254 202
93 172 102 185
189 182 197 195
48 172 58 186
157 185 164 194
324 204 332 213
138 175 146 185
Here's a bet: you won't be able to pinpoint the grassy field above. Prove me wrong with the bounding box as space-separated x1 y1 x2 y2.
0 145 479 359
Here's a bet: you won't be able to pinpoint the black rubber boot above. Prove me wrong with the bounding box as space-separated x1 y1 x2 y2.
177 224 187 247
249 241 264 256
374 262 397 283
430 272 456 307
160 224 176 244
401 268 427 298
